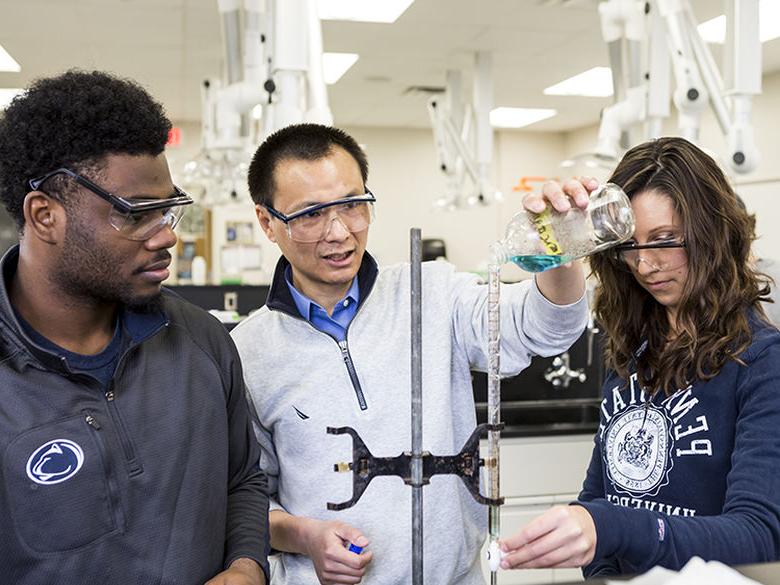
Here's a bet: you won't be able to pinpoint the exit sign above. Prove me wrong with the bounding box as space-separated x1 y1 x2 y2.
167 127 182 147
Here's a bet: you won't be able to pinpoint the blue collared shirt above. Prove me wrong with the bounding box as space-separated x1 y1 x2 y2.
285 266 359 341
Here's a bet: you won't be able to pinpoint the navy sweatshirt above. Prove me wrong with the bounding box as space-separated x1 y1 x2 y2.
576 316 780 576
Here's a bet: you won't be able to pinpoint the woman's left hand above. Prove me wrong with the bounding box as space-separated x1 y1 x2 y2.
499 505 597 569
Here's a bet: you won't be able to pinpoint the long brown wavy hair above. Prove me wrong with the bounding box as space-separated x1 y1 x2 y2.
589 137 773 396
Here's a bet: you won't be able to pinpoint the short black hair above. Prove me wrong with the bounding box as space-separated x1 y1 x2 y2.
247 123 368 206
0 69 172 230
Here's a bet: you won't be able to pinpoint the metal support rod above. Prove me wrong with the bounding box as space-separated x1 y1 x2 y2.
410 228 424 585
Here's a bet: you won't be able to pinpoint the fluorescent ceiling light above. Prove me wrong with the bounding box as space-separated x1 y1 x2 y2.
697 15 727 43
490 107 557 129
698 0 780 44
318 0 414 23
0 88 24 109
0 44 21 72
543 66 613 97
761 0 780 41
322 52 359 84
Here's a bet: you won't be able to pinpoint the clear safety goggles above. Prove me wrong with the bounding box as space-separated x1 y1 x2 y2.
29 167 193 241
614 239 687 272
264 192 376 243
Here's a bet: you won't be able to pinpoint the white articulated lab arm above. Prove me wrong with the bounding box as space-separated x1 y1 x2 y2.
210 0 332 148
594 0 761 174
722 0 761 173
595 0 648 161
263 0 332 133
185 0 332 204
473 52 495 204
658 0 761 173
428 70 472 208
645 1 671 139
656 0 709 141
209 0 270 150
427 52 498 208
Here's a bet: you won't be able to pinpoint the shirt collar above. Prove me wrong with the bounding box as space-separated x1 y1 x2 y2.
0 244 168 371
284 264 360 321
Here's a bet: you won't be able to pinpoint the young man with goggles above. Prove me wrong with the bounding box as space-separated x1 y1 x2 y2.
0 70 269 585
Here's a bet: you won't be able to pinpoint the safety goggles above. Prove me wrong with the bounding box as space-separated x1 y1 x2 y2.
613 239 687 272
29 167 193 241
264 192 376 243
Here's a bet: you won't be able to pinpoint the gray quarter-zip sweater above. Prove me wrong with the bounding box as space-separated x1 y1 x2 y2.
231 253 587 585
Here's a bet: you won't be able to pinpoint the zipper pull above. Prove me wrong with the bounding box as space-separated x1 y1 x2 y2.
106 390 115 402
85 414 102 430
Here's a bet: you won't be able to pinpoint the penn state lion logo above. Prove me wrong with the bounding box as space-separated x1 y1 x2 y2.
604 405 673 497
26 439 85 485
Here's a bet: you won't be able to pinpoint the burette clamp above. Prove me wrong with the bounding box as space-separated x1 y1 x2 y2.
326 422 505 510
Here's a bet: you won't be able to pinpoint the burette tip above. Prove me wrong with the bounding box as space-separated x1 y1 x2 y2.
486 540 505 572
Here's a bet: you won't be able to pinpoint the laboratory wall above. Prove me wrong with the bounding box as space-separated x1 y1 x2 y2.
166 70 780 279
563 68 780 263
345 126 566 273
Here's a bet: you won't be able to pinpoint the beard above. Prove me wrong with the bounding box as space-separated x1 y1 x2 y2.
51 214 168 313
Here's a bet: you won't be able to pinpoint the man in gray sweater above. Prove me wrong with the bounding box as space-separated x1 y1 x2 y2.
231 123 590 584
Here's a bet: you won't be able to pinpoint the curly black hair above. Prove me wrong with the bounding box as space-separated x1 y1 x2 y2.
0 69 172 230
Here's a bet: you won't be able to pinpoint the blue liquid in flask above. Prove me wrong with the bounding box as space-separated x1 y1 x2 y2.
510 254 572 272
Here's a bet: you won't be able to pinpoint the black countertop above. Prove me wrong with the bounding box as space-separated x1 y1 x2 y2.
476 398 601 438
498 422 599 438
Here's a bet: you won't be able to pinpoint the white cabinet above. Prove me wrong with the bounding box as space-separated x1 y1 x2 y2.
479 434 595 584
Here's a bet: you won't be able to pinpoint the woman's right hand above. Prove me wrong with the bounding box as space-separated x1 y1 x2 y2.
498 504 597 570
522 177 599 214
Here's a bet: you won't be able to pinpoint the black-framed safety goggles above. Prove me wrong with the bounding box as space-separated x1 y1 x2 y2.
29 167 193 213
613 240 687 271
264 191 376 243
28 167 194 241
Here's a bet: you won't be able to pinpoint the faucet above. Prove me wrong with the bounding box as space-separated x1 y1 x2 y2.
544 352 586 388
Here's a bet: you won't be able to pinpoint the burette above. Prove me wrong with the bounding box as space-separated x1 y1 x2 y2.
485 247 503 583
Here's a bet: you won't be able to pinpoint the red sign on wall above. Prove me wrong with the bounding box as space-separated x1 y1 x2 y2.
167 127 182 147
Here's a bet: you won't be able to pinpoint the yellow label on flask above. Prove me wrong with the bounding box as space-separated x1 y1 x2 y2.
530 208 563 256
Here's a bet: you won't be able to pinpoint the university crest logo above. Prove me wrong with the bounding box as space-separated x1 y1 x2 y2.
604 405 674 497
